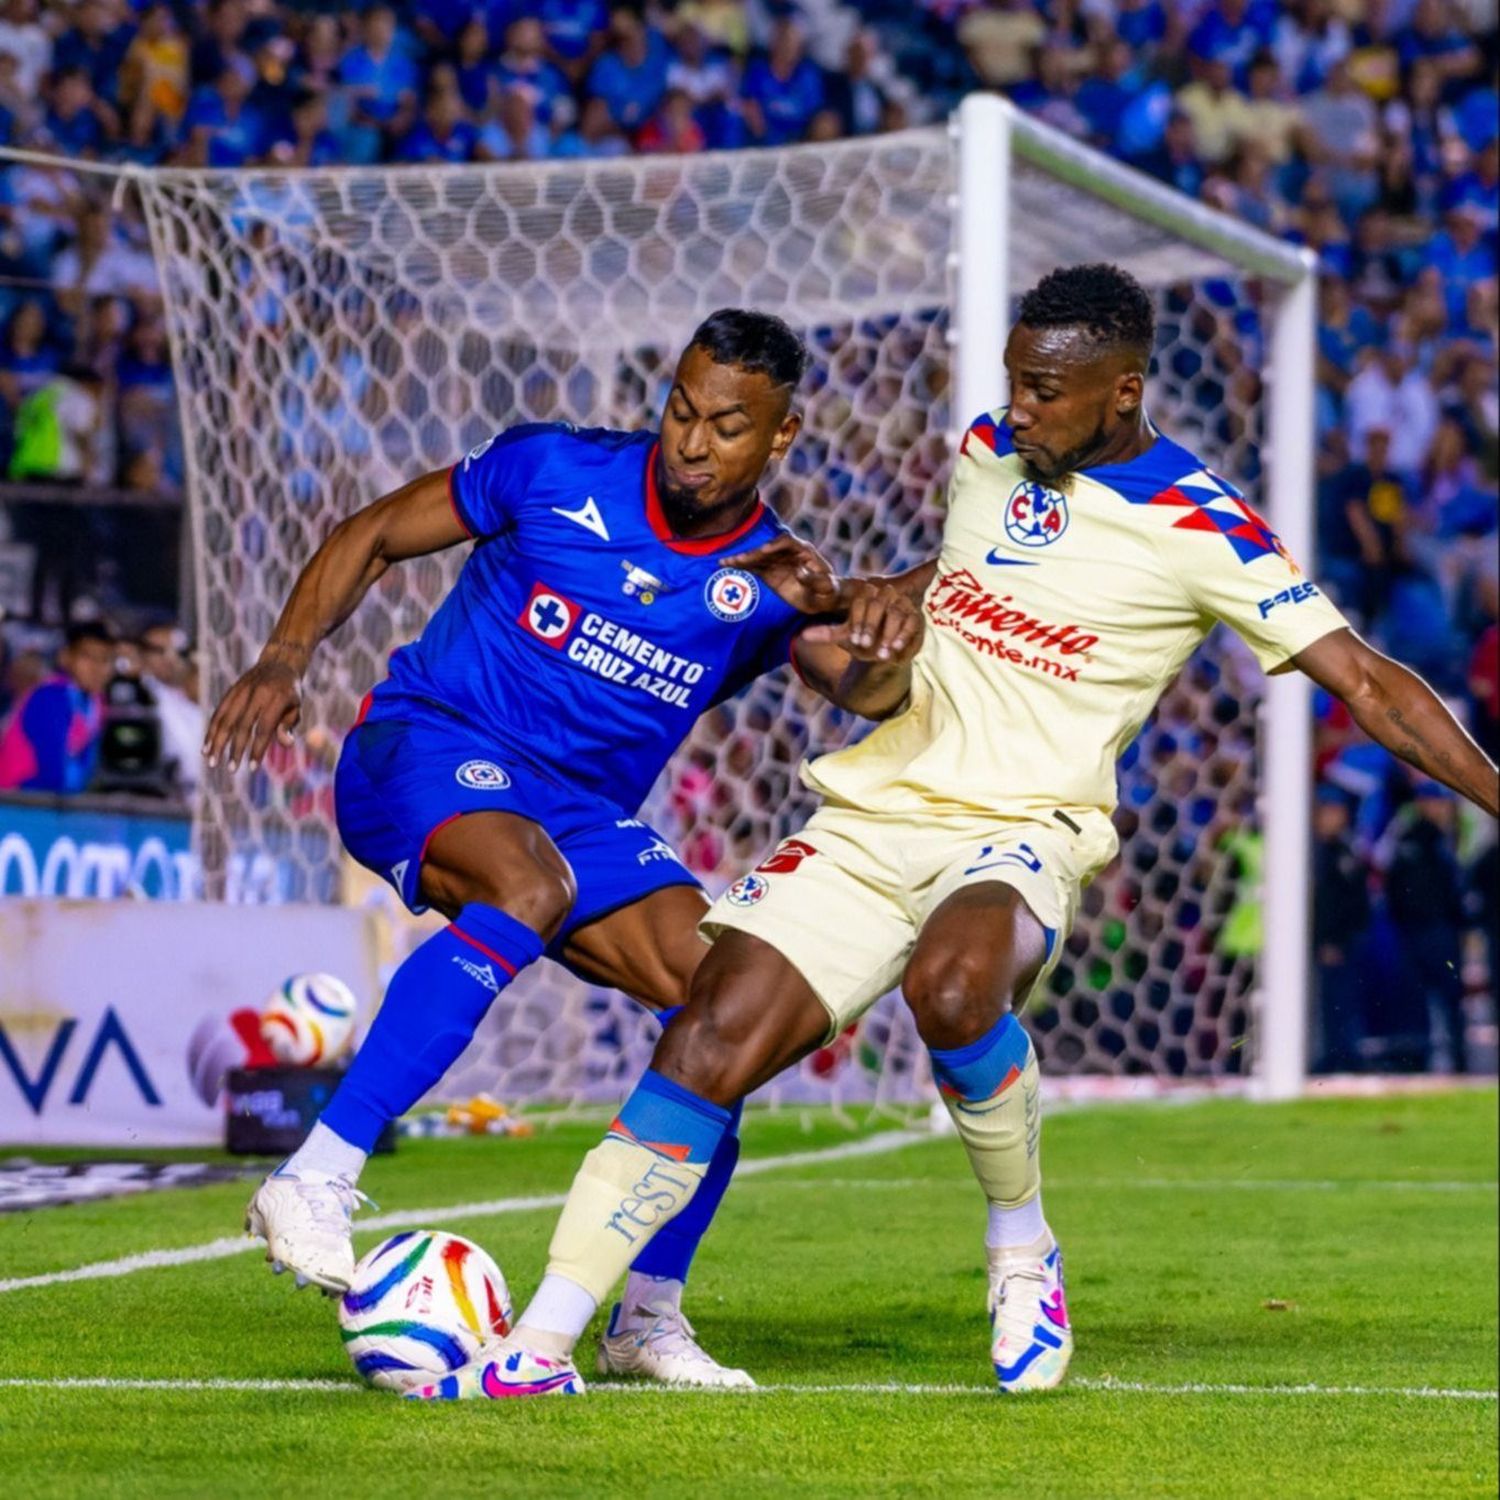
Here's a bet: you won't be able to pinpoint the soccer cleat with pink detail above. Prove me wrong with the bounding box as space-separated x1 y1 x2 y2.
988 1235 1073 1393
403 1339 585 1401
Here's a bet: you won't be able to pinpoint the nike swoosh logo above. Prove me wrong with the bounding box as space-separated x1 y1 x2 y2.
985 549 1038 566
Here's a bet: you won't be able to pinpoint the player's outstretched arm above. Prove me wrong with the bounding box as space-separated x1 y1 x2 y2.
724 538 934 719
203 468 470 770
1291 627 1500 817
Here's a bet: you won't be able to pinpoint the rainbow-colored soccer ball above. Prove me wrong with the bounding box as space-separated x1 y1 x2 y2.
338 1232 513 1393
259 973 358 1067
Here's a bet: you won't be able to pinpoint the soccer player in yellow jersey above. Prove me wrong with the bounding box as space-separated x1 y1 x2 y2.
410 264 1499 1401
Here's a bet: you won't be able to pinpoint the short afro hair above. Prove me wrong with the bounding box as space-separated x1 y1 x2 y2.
687 308 811 393
1017 264 1156 366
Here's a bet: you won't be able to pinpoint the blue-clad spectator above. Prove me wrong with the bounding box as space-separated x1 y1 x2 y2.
183 61 265 168
454 17 500 117
539 0 610 78
1188 0 1273 87
42 68 110 157
1451 82 1499 154
586 8 671 132
1428 205 1498 325
1440 139 1499 228
396 85 479 165
1272 0 1351 93
1393 0 1481 95
0 299 59 416
51 0 130 106
0 620 112 794
1317 275 1380 388
477 85 552 162
741 19 825 146
822 31 889 139
1011 47 1090 140
414 0 518 54
1116 0 1168 53
1076 39 1146 151
1136 111 1207 200
339 5 419 162
551 93 629 160
493 17 572 125
263 88 342 168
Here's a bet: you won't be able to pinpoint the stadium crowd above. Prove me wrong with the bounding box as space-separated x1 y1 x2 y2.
0 0 1494 1071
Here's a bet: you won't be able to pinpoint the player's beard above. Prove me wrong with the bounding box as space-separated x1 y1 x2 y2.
656 465 758 537
1021 417 1112 484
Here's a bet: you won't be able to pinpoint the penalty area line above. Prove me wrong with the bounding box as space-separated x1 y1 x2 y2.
0 1376 1493 1402
0 1129 929 1298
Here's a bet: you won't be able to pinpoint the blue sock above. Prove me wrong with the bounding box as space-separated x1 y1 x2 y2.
929 1011 1033 1106
321 904 544 1151
608 1067 732 1164
628 1098 743 1283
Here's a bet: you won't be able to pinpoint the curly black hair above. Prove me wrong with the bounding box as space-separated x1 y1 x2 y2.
1017 264 1156 365
688 308 812 392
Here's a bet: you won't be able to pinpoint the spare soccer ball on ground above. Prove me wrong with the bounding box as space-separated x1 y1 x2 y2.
259 973 358 1067
338 1231 513 1392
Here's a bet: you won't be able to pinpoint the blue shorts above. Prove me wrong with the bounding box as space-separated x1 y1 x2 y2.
334 710 701 948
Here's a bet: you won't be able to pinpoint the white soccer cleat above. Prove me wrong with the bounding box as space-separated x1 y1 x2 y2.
244 1167 369 1295
404 1339 586 1400
988 1235 1073 1393
597 1300 756 1389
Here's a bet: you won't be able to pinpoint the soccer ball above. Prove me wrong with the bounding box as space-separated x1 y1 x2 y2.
338 1231 513 1392
258 973 358 1067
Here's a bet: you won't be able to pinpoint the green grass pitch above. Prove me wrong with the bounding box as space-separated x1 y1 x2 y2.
2 1090 1495 1498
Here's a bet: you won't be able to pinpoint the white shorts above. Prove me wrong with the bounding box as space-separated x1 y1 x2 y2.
702 802 1119 1040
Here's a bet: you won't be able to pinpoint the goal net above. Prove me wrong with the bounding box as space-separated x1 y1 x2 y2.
134 106 1313 1110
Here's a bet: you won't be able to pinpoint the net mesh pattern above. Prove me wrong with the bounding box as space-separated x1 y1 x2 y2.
136 129 1281 1104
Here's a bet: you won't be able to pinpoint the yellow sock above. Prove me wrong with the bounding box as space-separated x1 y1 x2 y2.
544 1133 713 1306
930 1014 1042 1210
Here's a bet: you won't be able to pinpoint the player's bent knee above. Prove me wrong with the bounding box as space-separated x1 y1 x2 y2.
653 1002 746 1106
422 823 578 940
904 954 1013 1051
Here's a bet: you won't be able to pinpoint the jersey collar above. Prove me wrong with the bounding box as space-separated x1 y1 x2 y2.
644 441 768 555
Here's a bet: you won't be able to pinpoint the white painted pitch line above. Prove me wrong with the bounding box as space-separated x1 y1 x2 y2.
0 1376 1493 1402
0 1129 928 1298
759 1176 1499 1194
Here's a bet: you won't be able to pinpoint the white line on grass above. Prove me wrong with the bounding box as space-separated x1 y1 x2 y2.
759 1176 1499 1193
0 1376 1493 1402
0 1129 928 1298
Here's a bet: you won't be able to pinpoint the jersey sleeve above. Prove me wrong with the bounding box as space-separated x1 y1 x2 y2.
446 423 564 539
1167 501 1350 671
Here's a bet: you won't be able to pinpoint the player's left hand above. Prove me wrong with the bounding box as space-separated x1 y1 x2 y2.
800 580 923 664
723 535 844 617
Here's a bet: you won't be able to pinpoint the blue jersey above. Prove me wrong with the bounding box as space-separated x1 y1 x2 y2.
365 423 804 811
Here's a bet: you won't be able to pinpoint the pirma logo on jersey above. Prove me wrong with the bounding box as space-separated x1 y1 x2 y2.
1004 481 1069 548
704 568 760 622
455 760 511 790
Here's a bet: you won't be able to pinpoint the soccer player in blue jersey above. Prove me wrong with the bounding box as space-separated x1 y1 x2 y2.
205 309 919 1388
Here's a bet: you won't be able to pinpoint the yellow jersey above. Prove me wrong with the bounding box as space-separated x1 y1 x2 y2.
802 408 1348 819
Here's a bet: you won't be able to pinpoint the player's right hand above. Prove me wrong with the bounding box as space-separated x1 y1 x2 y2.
799 580 923 664
722 535 844 617
203 657 303 771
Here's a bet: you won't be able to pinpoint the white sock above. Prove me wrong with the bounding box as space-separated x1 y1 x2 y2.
519 1273 599 1348
986 1194 1047 1251
282 1121 368 1182
620 1272 685 1325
